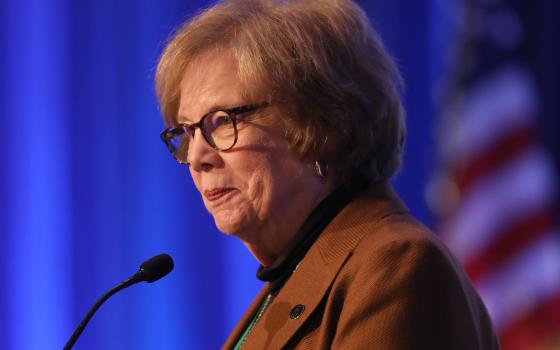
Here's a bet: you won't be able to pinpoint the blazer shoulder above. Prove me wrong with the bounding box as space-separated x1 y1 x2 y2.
352 210 456 264
330 211 500 350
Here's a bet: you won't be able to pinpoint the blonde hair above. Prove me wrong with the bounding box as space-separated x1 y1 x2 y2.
155 0 405 183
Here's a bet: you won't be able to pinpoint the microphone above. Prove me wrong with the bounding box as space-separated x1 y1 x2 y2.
63 254 174 350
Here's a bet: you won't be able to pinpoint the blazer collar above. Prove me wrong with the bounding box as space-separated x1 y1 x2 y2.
222 182 408 349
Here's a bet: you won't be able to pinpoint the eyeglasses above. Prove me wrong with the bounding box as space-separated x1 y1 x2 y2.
160 103 267 165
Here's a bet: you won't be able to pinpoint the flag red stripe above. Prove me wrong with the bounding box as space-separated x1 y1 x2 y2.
500 294 560 350
454 126 534 194
465 210 553 283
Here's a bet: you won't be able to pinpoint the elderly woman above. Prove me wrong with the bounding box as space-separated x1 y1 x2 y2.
155 0 499 348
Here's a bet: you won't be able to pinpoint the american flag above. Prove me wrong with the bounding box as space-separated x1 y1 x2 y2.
428 0 560 349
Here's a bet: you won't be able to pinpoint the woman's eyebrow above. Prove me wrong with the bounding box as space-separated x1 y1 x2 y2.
177 103 235 124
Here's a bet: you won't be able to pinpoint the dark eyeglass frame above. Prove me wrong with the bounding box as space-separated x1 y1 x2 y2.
160 103 268 164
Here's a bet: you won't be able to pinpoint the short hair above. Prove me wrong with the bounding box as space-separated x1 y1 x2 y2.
155 0 406 184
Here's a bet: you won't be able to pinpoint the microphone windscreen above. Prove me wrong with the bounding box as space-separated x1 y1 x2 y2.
139 254 174 283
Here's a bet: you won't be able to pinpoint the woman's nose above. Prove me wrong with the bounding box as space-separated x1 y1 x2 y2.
187 129 221 171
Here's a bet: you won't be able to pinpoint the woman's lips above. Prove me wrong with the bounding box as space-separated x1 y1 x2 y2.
204 188 235 201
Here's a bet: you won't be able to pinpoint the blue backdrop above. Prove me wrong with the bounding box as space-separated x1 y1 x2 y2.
0 1 453 349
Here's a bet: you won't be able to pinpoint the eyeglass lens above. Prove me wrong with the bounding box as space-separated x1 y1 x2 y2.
168 110 237 163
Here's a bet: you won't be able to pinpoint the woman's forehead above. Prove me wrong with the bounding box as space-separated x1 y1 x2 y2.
177 50 244 123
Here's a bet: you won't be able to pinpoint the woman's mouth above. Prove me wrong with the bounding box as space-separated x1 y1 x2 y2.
204 188 236 201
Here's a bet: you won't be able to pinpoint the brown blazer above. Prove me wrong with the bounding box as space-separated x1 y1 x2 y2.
222 183 500 349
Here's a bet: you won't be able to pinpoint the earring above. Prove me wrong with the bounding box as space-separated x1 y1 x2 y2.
314 161 328 178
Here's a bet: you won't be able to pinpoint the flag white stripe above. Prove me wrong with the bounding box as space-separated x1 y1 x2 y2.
443 147 556 262
475 231 560 331
440 65 536 163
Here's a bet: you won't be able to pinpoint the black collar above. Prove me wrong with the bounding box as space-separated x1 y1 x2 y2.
256 183 363 294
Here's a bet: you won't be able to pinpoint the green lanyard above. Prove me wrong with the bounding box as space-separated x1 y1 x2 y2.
233 294 273 350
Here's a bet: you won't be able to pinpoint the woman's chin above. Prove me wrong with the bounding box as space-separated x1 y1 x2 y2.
212 210 246 237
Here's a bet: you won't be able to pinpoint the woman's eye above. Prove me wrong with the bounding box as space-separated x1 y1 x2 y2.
213 115 233 127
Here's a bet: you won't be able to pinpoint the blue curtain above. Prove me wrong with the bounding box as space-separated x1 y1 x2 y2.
0 0 442 348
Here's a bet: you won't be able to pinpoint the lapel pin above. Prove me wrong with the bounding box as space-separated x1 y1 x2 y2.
289 304 305 319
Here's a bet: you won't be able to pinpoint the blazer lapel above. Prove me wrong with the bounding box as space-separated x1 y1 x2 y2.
239 183 408 349
221 285 270 350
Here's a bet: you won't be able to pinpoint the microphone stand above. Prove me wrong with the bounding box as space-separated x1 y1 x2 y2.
63 273 142 350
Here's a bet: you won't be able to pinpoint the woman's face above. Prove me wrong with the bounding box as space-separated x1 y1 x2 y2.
178 50 334 265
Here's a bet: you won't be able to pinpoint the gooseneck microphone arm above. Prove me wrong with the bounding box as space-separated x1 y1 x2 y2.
63 275 141 350
63 254 174 350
